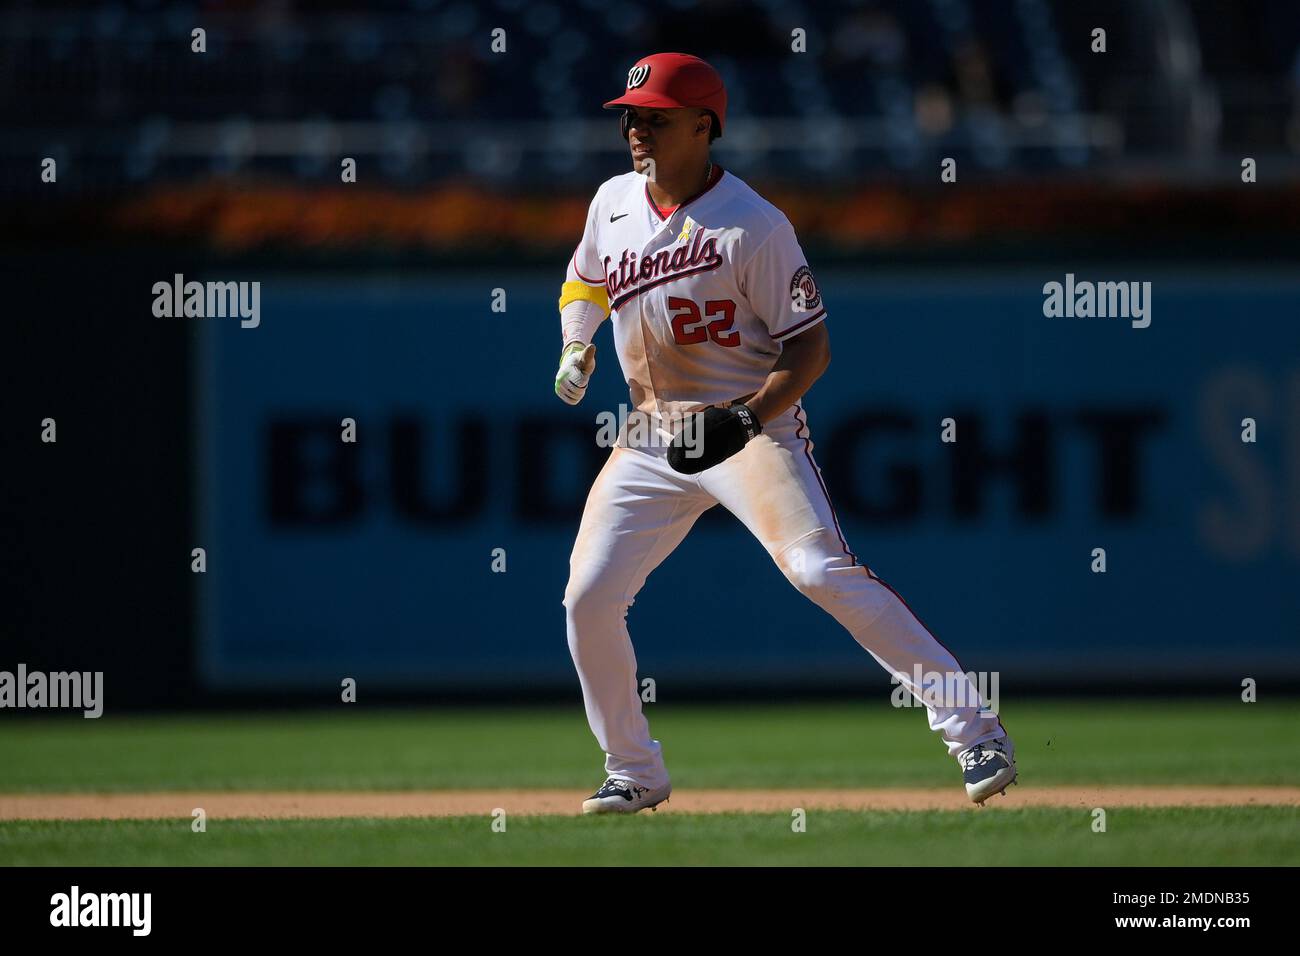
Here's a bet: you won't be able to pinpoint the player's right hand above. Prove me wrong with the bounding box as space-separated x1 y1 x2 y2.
554 342 597 405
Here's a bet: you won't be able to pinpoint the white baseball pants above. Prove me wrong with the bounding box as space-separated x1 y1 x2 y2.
564 404 1007 789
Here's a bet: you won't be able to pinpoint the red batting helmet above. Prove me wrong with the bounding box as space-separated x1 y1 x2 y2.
604 53 727 141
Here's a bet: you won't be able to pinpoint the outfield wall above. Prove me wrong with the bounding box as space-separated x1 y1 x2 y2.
195 268 1300 690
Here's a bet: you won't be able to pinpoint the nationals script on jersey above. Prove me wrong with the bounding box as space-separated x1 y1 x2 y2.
564 167 827 445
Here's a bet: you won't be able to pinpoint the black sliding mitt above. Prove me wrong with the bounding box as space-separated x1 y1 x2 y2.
667 403 763 474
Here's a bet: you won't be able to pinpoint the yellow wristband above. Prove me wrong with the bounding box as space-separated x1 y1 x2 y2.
558 280 609 315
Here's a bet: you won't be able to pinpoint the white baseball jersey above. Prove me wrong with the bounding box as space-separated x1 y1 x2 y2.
564 167 826 441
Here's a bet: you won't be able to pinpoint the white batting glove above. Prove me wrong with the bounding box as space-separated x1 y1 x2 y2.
554 342 597 405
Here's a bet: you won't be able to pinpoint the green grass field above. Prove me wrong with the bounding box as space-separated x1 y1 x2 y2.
4 808 1297 866
2 699 1297 865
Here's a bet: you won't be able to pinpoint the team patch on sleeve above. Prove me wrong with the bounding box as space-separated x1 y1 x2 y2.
790 265 821 312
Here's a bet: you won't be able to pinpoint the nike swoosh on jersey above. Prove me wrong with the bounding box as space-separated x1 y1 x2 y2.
610 212 629 222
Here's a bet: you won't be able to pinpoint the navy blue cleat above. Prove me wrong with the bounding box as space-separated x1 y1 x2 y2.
581 777 672 815
960 737 1018 805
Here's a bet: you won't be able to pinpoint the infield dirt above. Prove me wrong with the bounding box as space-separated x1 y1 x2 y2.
1 786 1297 820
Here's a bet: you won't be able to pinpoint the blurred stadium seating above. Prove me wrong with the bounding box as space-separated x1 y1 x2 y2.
4 0 1299 199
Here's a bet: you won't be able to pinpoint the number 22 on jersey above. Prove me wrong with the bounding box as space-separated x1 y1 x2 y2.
668 297 740 348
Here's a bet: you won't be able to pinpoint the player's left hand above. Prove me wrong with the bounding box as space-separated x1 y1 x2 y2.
667 403 763 474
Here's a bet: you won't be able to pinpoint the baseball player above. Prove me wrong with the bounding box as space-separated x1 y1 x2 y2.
555 53 1016 813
